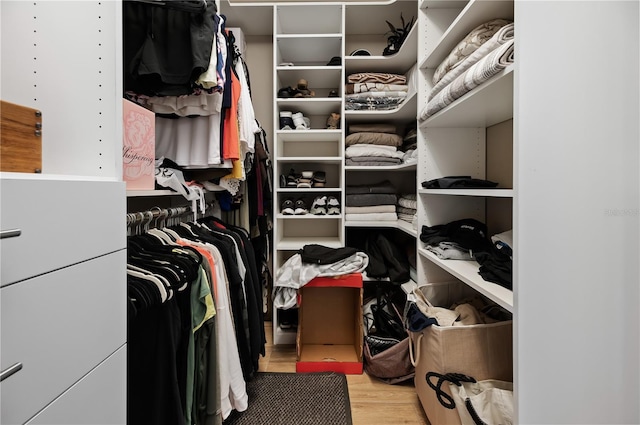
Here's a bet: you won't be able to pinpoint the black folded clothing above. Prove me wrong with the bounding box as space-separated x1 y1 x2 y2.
422 176 498 189
475 245 512 289
420 218 492 254
299 244 357 265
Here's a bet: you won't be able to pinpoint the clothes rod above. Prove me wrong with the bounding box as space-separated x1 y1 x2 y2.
126 202 215 227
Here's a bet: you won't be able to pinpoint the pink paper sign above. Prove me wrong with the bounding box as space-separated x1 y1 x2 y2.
122 99 155 190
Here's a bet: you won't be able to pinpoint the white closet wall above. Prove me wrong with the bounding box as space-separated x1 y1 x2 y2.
1 0 122 177
515 1 639 422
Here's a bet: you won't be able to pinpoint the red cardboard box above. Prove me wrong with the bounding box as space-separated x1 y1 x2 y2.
296 273 363 374
122 99 155 190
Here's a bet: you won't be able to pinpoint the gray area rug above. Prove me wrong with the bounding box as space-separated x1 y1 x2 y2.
225 372 353 425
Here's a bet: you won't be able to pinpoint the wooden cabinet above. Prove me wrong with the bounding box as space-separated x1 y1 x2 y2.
0 100 42 174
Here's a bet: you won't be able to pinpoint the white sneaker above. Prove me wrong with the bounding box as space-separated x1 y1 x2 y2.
326 196 340 215
310 196 327 215
292 112 310 130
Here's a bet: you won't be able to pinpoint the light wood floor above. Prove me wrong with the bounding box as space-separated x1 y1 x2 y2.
259 322 431 425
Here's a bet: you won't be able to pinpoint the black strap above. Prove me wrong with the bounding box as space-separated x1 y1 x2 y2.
465 398 490 425
425 372 477 410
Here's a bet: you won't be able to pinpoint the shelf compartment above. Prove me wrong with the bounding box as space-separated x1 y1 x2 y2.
420 66 514 128
344 91 417 123
278 135 342 158
418 247 513 312
344 24 418 75
275 4 343 35
345 219 417 238
276 36 342 67
420 0 514 70
276 236 344 251
345 1 417 38
276 97 342 122
276 66 343 95
276 159 342 189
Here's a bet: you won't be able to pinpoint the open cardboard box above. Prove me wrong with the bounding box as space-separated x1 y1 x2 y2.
296 273 363 374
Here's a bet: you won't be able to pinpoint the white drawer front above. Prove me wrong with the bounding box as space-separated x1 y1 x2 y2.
1 251 126 425
26 345 126 425
0 176 126 286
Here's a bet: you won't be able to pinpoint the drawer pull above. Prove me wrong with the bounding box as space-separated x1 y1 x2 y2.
0 363 23 382
0 229 22 239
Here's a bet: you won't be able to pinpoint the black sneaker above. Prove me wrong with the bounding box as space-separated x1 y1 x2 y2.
278 86 299 98
281 198 295 215
279 111 295 130
294 199 308 215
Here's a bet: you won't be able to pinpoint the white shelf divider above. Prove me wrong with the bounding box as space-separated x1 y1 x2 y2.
419 188 514 197
420 66 514 128
345 219 417 237
276 237 343 251
346 163 416 171
419 247 513 312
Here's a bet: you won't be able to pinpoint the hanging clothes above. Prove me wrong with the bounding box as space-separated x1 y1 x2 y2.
126 213 265 424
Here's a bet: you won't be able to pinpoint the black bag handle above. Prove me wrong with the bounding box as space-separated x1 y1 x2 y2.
425 372 477 410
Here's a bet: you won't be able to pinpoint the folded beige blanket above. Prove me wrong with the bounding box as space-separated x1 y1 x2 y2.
347 73 407 84
345 212 398 221
345 144 404 159
345 132 403 147
430 23 514 101
421 39 514 121
433 18 512 85
345 205 396 214
345 83 409 94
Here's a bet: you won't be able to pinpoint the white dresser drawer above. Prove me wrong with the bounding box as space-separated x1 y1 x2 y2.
0 250 126 425
25 345 126 425
0 174 126 286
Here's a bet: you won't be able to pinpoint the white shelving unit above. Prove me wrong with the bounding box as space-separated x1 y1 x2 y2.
343 0 419 246
271 3 346 344
417 0 514 312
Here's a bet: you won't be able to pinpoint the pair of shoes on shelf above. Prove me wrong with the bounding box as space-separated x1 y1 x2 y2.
299 170 326 188
279 169 299 188
281 198 308 215
277 79 316 98
312 171 326 187
310 195 340 215
326 112 340 129
280 169 326 188
280 111 310 130
277 86 298 98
